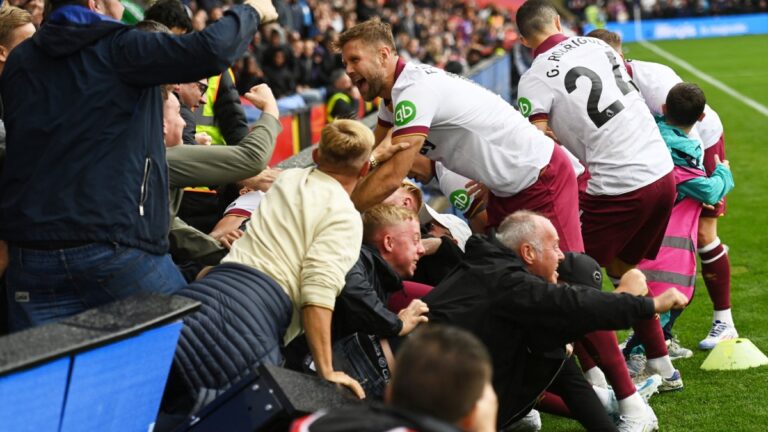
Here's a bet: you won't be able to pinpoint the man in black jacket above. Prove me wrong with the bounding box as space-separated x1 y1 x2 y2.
333 203 430 342
424 210 688 431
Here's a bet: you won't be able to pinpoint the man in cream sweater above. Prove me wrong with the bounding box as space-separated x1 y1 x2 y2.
168 120 373 415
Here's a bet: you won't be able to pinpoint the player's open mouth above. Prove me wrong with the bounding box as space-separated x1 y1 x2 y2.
355 78 367 89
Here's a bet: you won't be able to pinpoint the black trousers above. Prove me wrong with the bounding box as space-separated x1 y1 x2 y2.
548 357 618 432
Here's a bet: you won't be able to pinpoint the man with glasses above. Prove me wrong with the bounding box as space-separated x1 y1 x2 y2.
177 79 210 145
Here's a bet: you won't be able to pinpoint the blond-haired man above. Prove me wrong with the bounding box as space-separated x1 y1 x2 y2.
166 120 372 417
330 203 428 399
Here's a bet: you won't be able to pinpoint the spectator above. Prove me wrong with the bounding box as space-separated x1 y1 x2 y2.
164 84 280 266
0 0 278 331
325 69 361 122
263 45 296 98
292 325 498 432
168 120 375 411
333 204 428 342
236 54 266 95
176 79 209 145
144 0 193 35
424 210 689 430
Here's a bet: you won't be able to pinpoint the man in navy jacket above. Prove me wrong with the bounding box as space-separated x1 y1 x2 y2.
0 0 277 331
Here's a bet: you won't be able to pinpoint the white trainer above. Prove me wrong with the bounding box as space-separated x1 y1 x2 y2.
667 338 693 360
617 402 659 432
698 320 738 350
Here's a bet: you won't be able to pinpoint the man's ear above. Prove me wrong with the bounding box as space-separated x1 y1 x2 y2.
519 243 537 265
88 0 100 12
698 111 706 122
379 44 392 64
519 36 532 49
358 160 371 178
0 45 7 64
554 14 562 32
383 234 395 253
661 104 668 116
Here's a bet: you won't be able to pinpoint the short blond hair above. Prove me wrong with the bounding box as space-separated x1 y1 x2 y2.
318 119 374 173
363 204 418 244
400 179 423 211
0 6 31 47
337 19 396 51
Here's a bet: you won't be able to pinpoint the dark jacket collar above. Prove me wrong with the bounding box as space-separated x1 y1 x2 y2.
361 243 402 293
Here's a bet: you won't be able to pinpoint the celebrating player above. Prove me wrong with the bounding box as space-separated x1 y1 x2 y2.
338 19 584 253
515 1 682 428
588 29 739 350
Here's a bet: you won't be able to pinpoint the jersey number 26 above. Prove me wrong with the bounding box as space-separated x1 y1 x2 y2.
564 51 638 128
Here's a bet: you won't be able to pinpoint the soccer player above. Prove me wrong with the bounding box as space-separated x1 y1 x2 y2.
515 0 681 427
337 19 584 253
588 29 739 350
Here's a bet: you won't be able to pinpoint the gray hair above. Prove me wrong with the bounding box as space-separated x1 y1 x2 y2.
496 210 543 251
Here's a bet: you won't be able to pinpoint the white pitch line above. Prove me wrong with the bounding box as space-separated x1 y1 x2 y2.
639 40 768 118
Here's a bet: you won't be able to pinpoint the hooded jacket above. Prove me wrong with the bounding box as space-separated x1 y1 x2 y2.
424 235 656 427
0 5 260 253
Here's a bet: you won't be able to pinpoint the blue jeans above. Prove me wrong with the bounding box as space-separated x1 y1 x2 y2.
6 242 186 331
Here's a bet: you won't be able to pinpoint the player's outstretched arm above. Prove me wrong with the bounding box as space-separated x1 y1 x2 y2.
351 134 425 211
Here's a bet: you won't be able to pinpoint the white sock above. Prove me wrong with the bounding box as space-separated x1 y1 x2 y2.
617 392 646 417
584 366 608 388
713 309 734 326
647 355 675 379
592 385 613 410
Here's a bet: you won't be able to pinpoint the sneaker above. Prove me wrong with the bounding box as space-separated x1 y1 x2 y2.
657 369 684 392
617 402 659 432
503 409 541 431
699 320 738 350
667 338 693 360
626 353 647 378
635 374 662 402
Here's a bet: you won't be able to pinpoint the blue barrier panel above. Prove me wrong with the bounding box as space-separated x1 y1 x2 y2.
0 357 70 432
584 13 768 43
470 54 512 103
60 322 183 432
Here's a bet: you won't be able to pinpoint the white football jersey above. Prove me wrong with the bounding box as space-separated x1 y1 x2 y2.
629 59 724 149
518 35 672 196
378 60 555 197
224 190 265 217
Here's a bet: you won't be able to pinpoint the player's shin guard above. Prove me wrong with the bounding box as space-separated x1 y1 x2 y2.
699 238 732 312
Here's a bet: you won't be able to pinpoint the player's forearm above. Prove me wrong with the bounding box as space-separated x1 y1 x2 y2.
351 159 405 211
302 305 336 378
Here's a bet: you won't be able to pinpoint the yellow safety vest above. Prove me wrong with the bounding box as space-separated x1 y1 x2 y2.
195 69 236 146
326 92 353 123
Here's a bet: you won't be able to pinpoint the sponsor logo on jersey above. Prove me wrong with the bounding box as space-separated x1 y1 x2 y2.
518 97 532 117
449 189 471 211
394 100 417 126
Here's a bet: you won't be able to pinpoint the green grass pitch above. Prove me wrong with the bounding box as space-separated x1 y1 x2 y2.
539 34 768 431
